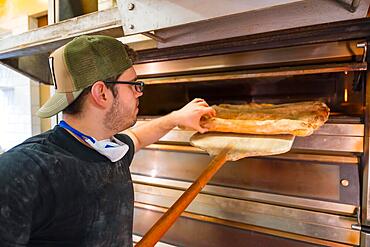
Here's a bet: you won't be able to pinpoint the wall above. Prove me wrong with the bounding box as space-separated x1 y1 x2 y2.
0 68 36 151
0 0 47 152
0 0 48 35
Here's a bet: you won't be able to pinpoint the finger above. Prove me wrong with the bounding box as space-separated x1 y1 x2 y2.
192 98 205 103
202 107 216 117
196 101 209 107
211 108 216 116
194 126 209 134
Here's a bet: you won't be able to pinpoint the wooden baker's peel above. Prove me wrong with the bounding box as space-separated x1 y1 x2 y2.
136 133 295 246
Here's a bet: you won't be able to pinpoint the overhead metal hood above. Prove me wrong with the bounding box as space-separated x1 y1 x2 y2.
0 0 369 84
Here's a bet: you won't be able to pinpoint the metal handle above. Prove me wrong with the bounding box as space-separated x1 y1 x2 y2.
357 42 368 63
352 42 367 90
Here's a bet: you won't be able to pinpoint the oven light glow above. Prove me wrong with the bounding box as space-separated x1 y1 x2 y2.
150 169 157 177
344 88 348 102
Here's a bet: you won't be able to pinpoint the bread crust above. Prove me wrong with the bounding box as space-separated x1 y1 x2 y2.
200 101 330 136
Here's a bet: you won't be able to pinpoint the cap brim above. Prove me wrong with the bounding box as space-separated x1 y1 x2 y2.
36 90 84 118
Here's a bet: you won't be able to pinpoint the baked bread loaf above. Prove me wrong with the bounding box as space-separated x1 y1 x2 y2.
200 101 330 136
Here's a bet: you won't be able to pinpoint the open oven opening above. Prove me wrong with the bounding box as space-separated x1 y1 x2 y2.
138 71 363 120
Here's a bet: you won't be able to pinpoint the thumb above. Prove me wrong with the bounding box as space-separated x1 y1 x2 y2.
195 126 209 134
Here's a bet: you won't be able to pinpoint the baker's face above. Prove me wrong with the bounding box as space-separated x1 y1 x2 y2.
104 67 143 133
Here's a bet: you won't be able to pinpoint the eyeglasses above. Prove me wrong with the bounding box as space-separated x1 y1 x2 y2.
104 80 145 93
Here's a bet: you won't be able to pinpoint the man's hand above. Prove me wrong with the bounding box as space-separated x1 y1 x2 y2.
126 98 216 152
170 98 216 133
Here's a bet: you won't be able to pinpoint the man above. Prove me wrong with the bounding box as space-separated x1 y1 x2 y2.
0 35 215 246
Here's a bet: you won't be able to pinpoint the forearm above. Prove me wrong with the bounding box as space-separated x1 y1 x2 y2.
129 112 179 150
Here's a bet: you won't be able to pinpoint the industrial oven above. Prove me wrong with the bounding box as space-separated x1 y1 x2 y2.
129 17 370 247
1 0 370 246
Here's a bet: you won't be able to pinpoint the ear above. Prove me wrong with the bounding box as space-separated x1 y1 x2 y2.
89 81 111 108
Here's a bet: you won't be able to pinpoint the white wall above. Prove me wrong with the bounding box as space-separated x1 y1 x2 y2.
0 2 46 153
0 66 40 152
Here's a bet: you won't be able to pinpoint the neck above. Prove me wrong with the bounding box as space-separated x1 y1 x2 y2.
62 113 113 141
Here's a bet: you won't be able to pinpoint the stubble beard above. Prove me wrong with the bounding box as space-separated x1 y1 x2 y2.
104 96 137 134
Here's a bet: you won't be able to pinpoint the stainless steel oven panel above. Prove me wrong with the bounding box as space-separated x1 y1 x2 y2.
132 174 357 216
134 41 364 77
131 148 360 204
139 63 367 85
293 135 363 153
133 204 347 247
133 184 360 245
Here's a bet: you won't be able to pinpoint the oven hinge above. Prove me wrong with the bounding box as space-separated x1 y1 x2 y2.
352 206 362 231
353 41 368 91
142 32 166 43
336 0 362 12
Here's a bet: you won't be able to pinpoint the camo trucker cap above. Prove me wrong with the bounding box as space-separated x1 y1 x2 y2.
36 35 133 118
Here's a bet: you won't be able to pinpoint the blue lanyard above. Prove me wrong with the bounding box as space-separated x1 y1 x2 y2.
59 120 95 143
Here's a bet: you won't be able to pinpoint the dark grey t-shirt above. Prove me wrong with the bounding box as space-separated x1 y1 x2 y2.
0 126 135 246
